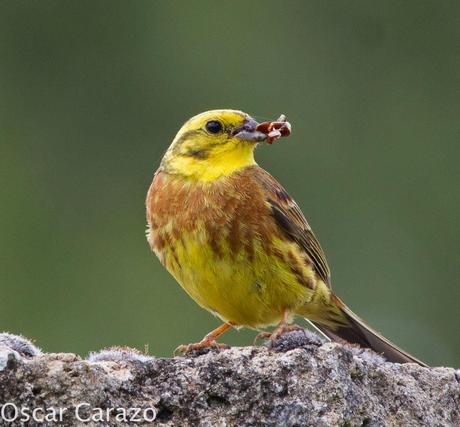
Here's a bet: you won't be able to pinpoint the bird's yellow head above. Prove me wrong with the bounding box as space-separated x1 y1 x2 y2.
160 109 268 182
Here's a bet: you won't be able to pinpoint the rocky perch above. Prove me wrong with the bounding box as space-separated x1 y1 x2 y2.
0 331 458 426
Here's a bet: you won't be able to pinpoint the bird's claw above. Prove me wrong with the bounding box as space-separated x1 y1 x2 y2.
254 323 304 346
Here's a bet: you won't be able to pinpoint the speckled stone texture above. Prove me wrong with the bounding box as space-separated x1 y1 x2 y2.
0 331 458 426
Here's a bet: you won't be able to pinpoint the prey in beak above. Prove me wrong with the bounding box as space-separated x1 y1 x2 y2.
233 115 292 144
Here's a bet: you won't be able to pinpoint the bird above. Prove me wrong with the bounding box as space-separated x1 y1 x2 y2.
145 109 427 366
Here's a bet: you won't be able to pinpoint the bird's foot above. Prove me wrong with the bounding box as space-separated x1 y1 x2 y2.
174 339 229 355
254 323 304 346
174 322 233 355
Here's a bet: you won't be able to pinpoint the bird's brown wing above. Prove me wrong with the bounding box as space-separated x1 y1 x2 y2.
253 167 331 286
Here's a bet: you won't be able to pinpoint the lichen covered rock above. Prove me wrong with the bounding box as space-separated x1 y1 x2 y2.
0 332 458 426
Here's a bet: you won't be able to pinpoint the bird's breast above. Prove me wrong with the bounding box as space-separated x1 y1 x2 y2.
145 167 317 326
146 168 278 266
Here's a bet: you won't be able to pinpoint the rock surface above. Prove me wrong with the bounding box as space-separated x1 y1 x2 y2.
0 331 458 426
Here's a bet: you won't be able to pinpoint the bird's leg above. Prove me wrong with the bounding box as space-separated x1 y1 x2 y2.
254 309 304 345
174 322 232 354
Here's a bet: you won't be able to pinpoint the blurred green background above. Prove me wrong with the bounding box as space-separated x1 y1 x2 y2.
1 1 459 367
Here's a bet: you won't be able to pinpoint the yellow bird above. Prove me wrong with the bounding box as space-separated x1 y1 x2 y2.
146 109 426 366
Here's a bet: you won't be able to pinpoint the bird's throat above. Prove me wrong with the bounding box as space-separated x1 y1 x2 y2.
163 144 257 182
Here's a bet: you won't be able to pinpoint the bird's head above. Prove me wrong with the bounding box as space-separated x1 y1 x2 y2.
160 109 286 182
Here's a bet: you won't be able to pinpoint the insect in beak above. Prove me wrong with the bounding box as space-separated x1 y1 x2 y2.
255 115 292 144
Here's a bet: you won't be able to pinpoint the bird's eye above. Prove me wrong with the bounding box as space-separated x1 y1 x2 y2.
205 120 223 134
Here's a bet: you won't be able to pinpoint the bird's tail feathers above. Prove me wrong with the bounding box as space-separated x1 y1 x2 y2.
308 295 427 367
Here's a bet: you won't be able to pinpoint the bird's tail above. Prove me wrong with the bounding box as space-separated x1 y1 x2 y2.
307 294 427 367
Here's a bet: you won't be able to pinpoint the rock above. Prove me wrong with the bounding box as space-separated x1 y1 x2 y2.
0 331 458 426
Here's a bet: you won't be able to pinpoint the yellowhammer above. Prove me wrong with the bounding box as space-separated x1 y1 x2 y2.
146 109 426 366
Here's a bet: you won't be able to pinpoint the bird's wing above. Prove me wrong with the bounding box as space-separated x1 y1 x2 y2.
253 167 331 286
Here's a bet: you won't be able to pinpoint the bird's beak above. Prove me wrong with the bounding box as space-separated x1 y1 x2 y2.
232 117 268 142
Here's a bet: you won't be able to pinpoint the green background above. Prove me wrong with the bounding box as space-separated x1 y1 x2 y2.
1 1 459 367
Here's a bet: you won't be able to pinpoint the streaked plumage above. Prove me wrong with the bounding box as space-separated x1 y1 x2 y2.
146 109 426 366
